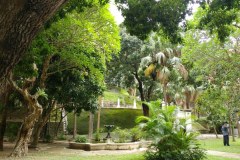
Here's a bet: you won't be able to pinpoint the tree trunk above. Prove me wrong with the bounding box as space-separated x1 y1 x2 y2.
134 72 149 116
0 81 11 151
213 125 219 138
73 112 77 139
0 106 7 151
30 103 54 148
163 83 168 105
0 0 68 81
97 97 102 132
10 103 42 157
8 75 43 157
88 112 94 143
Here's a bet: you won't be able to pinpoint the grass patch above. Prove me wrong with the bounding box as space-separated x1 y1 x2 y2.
200 137 240 154
206 155 239 160
103 90 141 108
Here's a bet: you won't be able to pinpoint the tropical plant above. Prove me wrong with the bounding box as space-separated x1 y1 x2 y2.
130 127 143 142
113 127 130 143
140 46 188 107
136 101 206 160
75 136 87 143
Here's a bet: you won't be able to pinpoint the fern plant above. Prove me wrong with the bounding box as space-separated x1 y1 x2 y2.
136 101 206 160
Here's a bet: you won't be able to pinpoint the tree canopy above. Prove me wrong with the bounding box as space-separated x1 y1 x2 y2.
115 0 193 43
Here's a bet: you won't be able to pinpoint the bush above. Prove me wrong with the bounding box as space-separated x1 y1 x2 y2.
130 127 143 142
57 133 67 140
114 127 130 143
137 101 206 160
44 134 53 143
75 136 87 143
94 132 101 142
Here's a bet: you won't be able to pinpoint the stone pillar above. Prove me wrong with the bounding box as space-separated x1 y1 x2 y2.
133 99 137 109
117 98 120 108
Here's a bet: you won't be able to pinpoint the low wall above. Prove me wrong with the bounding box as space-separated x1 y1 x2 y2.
69 141 151 151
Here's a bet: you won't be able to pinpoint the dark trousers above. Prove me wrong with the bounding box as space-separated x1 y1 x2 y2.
223 135 229 146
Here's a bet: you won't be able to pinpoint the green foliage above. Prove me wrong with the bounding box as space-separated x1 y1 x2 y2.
113 127 130 143
75 135 87 143
67 108 142 134
57 133 67 140
5 122 20 142
137 101 206 160
44 134 53 143
115 0 193 43
94 132 101 142
197 0 240 42
130 127 143 142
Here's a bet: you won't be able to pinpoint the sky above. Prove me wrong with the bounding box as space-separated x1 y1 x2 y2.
109 0 124 25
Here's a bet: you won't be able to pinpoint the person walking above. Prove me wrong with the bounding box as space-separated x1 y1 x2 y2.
221 122 230 146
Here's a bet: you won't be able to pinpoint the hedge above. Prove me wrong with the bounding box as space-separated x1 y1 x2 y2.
67 108 143 134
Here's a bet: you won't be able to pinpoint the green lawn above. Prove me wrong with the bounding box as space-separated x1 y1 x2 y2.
200 137 240 154
206 155 239 160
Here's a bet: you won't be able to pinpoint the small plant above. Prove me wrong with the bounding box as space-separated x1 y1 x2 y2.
44 134 53 143
130 127 143 142
57 133 67 140
75 136 87 143
137 101 206 160
94 132 101 142
114 127 130 143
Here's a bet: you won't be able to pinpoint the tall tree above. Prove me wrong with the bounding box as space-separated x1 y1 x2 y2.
0 0 110 100
115 0 193 43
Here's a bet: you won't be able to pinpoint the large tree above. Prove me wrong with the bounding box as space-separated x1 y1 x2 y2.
115 0 193 43
0 1 119 156
0 0 109 98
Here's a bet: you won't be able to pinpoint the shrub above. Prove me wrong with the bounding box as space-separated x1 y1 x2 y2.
44 134 53 143
114 127 130 143
130 127 143 142
75 136 87 143
137 101 206 160
57 133 67 140
94 132 101 142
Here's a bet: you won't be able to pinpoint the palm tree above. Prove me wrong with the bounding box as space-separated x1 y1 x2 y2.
141 48 188 106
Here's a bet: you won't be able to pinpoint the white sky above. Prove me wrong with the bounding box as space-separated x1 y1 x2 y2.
109 0 124 25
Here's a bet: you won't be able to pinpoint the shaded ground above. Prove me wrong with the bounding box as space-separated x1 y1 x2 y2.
2 135 240 160
0 141 146 160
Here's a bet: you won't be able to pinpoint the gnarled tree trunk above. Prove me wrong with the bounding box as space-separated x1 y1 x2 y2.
30 102 55 148
8 75 43 157
10 102 42 157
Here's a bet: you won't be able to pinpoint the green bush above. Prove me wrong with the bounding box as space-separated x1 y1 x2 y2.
137 101 206 160
75 136 87 143
113 127 130 143
94 132 101 142
44 134 53 143
130 127 143 142
57 133 67 140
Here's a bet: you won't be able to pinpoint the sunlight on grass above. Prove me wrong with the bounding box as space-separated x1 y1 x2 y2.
207 155 239 160
200 137 240 154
